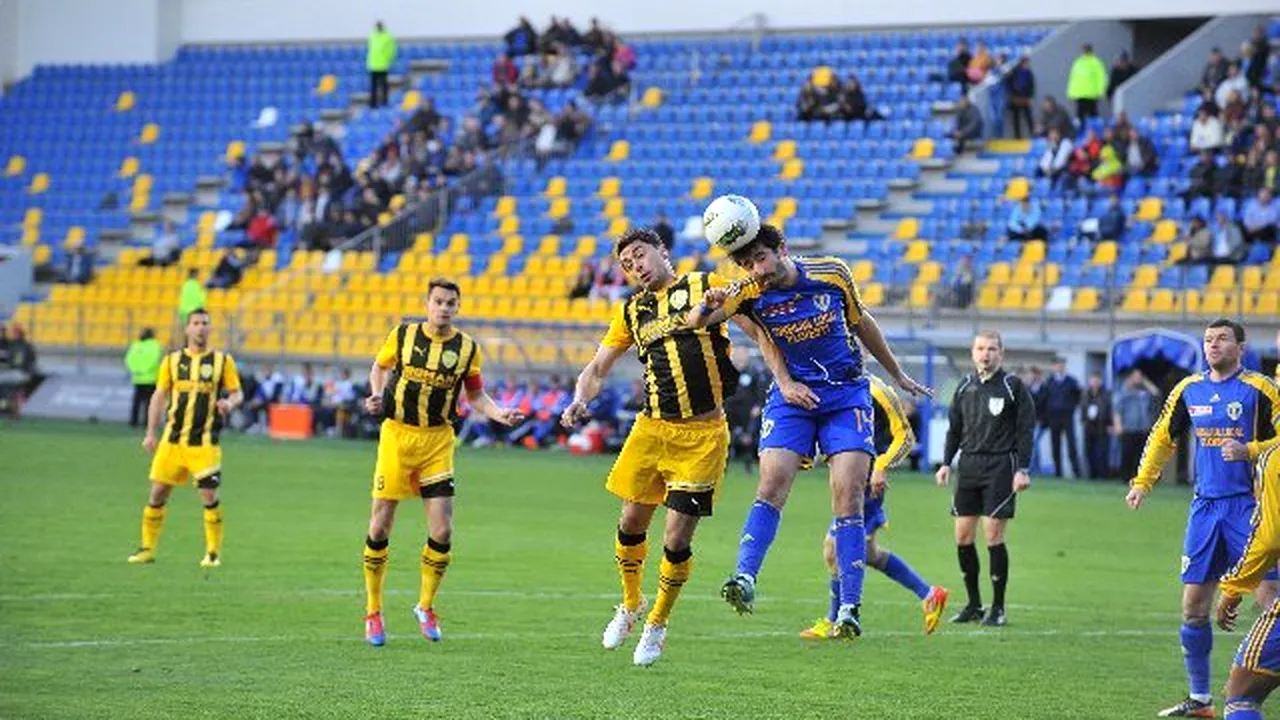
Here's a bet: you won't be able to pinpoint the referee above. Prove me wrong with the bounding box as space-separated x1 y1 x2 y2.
935 330 1035 627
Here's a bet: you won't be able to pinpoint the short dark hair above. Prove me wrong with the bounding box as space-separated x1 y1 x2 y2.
1207 317 1246 342
428 278 461 299
615 228 662 258
186 307 210 322
728 223 784 263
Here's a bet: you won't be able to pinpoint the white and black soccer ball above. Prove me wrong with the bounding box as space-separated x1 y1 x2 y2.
702 194 761 254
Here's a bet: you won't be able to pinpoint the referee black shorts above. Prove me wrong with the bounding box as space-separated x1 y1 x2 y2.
951 453 1017 519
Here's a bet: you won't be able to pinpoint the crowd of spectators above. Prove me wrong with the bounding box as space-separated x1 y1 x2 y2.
504 16 635 102
795 73 882 123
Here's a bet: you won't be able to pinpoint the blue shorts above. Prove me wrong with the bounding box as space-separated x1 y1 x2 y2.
1235 598 1280 676
1182 494 1280 585
759 380 876 461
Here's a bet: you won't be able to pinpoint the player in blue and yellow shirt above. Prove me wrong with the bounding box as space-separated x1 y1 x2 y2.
692 224 932 639
1216 447 1280 720
1126 319 1280 718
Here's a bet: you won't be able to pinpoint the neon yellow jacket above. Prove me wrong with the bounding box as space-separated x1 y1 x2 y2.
1067 53 1108 100
125 338 164 385
367 30 397 72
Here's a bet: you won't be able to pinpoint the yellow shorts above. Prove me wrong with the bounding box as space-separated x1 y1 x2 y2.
606 414 729 512
373 419 456 501
149 442 222 486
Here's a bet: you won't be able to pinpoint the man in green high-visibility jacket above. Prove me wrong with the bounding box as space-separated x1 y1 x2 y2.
125 328 165 427
1066 43 1108 124
367 21 397 108
179 268 206 323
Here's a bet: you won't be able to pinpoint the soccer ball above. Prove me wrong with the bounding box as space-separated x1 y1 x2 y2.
702 194 760 253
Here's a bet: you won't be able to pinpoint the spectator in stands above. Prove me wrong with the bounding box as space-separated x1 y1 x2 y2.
1092 194 1125 242
966 41 995 85
1108 51 1139 100
4 325 37 398
1189 106 1226 153
590 255 627 302
1004 196 1047 242
179 268 205 322
243 208 279 250
505 17 539 57
1224 113 1252 156
1216 62 1249 112
583 17 608 52
1045 357 1084 479
795 81 819 122
1215 152 1246 199
287 363 325 433
124 328 163 427
1035 96 1075 139
948 95 983 153
1037 127 1074 189
1121 127 1158 179
1200 47 1230 96
569 261 595 299
1111 110 1134 140
63 246 93 285
493 53 518 86
366 21 397 109
1067 44 1108 123
1211 210 1247 263
1239 39 1265 91
1004 56 1036 139
1249 149 1280 195
276 187 303 233
946 254 975 309
725 348 768 477
1066 128 1102 189
1091 143 1125 191
653 213 674 250
141 221 180 267
947 40 972 89
553 100 591 151
1080 372 1113 479
1242 187 1278 244
841 76 879 122
548 44 578 88
1113 369 1159 481
1181 216 1214 264
244 364 286 433
207 249 249 289
542 17 582 51
1185 151 1218 201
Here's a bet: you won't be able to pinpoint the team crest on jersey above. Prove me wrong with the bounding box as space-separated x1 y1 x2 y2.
668 288 689 311
1227 401 1243 421
440 349 459 369
814 293 831 312
761 419 774 439
200 364 214 379
988 397 1005 416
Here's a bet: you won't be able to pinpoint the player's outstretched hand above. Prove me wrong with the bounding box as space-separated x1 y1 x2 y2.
561 400 588 428
142 433 158 454
935 465 950 487
701 287 728 310
870 468 888 498
363 394 383 415
215 398 234 417
494 407 526 427
1221 439 1250 462
1125 486 1147 510
893 372 933 398
1217 593 1243 632
779 379 819 410
1013 470 1031 492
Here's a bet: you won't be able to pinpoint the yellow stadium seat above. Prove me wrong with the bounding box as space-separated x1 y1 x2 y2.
1136 197 1163 222
315 75 337 95
774 197 797 219
851 260 874 285
64 227 85 250
909 138 935 160
1201 289 1230 315
1091 241 1117 266
987 262 1012 285
977 285 1001 310
388 194 407 213
544 256 566 276
537 235 560 255
1019 240 1045 264
574 236 597 257
690 177 714 200
546 197 570 219
1242 266 1263 290
1121 289 1149 312
494 196 516 217
500 235 523 255
860 283 884 307
32 244 52 266
499 216 520 235
1165 243 1187 266
115 90 135 112
27 173 49 194
138 123 160 144
1149 220 1178 244
779 159 804 180
1209 265 1235 289
748 121 771 144
5 155 25 177
597 177 621 198
400 89 421 110
447 234 469 254
640 86 663 108
115 156 139 179
486 256 509 275
225 140 246 162
917 261 942 285
902 239 929 263
603 198 625 219
1011 263 1038 286
1149 289 1177 313
811 66 834 87
1251 291 1278 316
773 140 797 161
510 276 532 296
1003 177 1029 201
608 217 630 237
544 176 566 197
607 140 630 161
999 286 1025 310
411 233 434 253
1131 264 1159 288
1023 287 1045 310
895 219 920 242
907 284 931 308
1071 287 1100 311
23 208 41 227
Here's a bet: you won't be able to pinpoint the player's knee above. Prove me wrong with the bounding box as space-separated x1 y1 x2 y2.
1183 613 1210 626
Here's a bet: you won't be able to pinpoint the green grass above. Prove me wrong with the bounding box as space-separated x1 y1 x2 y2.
0 419 1251 718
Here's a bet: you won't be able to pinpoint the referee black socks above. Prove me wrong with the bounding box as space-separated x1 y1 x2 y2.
957 543 981 608
989 544 1009 609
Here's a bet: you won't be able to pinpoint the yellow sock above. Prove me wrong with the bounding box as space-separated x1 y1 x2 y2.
202 504 223 557
647 549 693 627
140 504 166 551
419 541 451 610
615 532 647 612
363 539 389 616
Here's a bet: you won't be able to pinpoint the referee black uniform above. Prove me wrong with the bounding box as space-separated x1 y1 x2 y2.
942 365 1035 624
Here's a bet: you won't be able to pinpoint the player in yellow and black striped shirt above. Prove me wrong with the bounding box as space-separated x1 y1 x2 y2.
359 278 525 647
129 308 243 568
560 227 778 667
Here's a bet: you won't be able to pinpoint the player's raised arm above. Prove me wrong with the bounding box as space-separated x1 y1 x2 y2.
563 303 632 428
854 309 931 399
871 379 915 472
1130 377 1194 494
1218 450 1280 629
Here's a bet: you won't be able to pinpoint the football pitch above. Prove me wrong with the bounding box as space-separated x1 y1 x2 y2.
0 420 1247 719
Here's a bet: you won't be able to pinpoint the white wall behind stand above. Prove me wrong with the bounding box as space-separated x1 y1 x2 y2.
0 0 20 87
179 0 1280 43
9 0 180 79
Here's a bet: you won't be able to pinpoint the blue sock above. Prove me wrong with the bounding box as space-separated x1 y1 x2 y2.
1180 622 1213 699
881 553 931 600
1225 698 1262 719
827 576 840 622
832 515 866 607
735 500 781 580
